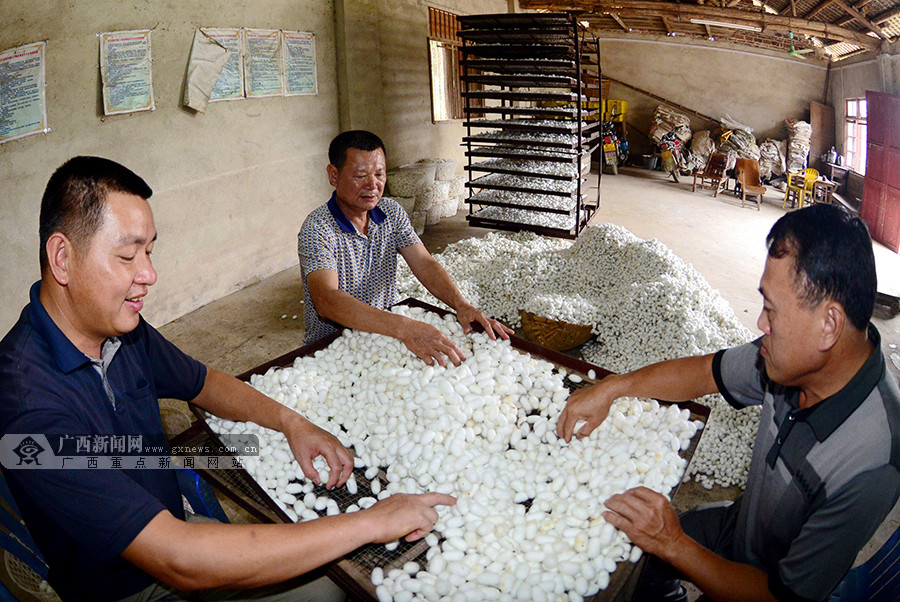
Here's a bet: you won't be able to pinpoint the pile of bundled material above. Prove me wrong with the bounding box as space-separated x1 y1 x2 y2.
690 131 716 172
649 105 692 144
717 117 760 162
785 119 812 172
386 158 460 234
758 139 786 180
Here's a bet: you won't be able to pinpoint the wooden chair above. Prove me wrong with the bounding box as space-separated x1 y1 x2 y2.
692 153 728 196
734 158 766 210
782 168 819 209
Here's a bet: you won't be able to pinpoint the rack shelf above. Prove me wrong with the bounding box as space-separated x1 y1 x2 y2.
459 12 600 239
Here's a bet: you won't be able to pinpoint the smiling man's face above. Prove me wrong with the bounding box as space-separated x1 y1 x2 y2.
64 190 158 350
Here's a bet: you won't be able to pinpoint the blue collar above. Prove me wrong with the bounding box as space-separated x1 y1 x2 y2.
326 192 387 234
26 281 93 374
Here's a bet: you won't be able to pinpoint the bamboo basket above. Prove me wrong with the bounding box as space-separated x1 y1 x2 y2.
518 310 593 352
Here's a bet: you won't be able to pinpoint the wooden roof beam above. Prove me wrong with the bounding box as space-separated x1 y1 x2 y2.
833 0 890 39
726 0 743 7
835 4 897 36
661 16 674 33
608 11 632 31
802 0 835 20
518 1 882 49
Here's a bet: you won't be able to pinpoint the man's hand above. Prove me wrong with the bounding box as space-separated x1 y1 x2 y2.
556 375 622 441
455 302 514 341
363 493 457 543
282 414 354 489
399 319 466 367
603 487 685 560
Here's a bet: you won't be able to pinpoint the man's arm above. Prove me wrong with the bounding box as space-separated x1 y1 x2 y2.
604 487 777 602
399 243 513 341
557 353 718 441
306 269 466 366
122 492 455 591
190 368 354 488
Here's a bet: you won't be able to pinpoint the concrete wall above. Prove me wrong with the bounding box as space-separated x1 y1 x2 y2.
334 0 507 169
0 1 338 334
599 36 828 156
826 42 900 157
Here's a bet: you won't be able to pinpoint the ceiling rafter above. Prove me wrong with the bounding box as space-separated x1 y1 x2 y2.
832 0 890 39
609 11 632 29
835 3 897 26
519 0 882 49
802 0 836 20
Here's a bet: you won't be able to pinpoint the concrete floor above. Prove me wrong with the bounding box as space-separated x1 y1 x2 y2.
156 165 900 592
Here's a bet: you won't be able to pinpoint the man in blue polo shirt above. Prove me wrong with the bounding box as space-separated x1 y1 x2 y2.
0 156 455 601
297 130 512 367
557 204 900 601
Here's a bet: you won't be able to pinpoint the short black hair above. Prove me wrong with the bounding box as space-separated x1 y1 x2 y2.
766 203 876 331
39 156 152 271
328 130 386 169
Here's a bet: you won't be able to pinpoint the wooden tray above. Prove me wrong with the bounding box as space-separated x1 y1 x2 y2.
185 298 710 601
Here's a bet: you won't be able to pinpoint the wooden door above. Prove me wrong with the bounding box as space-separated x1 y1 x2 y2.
863 91 900 253
809 101 835 172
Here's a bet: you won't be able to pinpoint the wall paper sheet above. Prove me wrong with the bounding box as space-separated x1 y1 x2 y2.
244 29 283 98
100 29 154 115
0 41 48 144
203 28 245 102
282 31 317 96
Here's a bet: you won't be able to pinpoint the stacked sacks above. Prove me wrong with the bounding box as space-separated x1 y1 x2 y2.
649 106 692 145
758 139 786 181
386 158 460 230
418 158 459 220
785 119 812 173
450 174 467 212
690 131 716 172
717 116 760 164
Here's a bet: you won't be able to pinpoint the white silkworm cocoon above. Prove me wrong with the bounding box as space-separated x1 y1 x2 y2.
385 540 399 551
347 475 358 495
371 567 384 586
402 561 420 575
208 301 709 600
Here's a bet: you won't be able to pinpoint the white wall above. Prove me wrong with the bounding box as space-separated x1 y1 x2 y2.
0 1 339 333
334 0 508 169
599 36 828 155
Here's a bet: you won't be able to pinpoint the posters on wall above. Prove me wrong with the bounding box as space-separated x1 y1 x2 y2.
0 41 48 145
182 29 230 113
244 29 283 98
99 29 154 115
282 31 317 96
203 28 245 102
185 29 316 103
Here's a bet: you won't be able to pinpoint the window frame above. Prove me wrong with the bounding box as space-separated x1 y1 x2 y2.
844 97 867 175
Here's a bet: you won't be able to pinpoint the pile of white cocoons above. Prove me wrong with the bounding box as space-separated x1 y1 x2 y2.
396 224 760 489
205 306 704 601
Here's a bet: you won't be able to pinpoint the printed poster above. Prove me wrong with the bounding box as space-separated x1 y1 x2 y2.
244 29 283 98
202 28 244 101
0 41 48 144
100 29 154 115
282 31 317 96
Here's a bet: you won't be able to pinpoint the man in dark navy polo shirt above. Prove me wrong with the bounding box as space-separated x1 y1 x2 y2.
297 130 512 367
0 157 455 601
557 204 900 601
